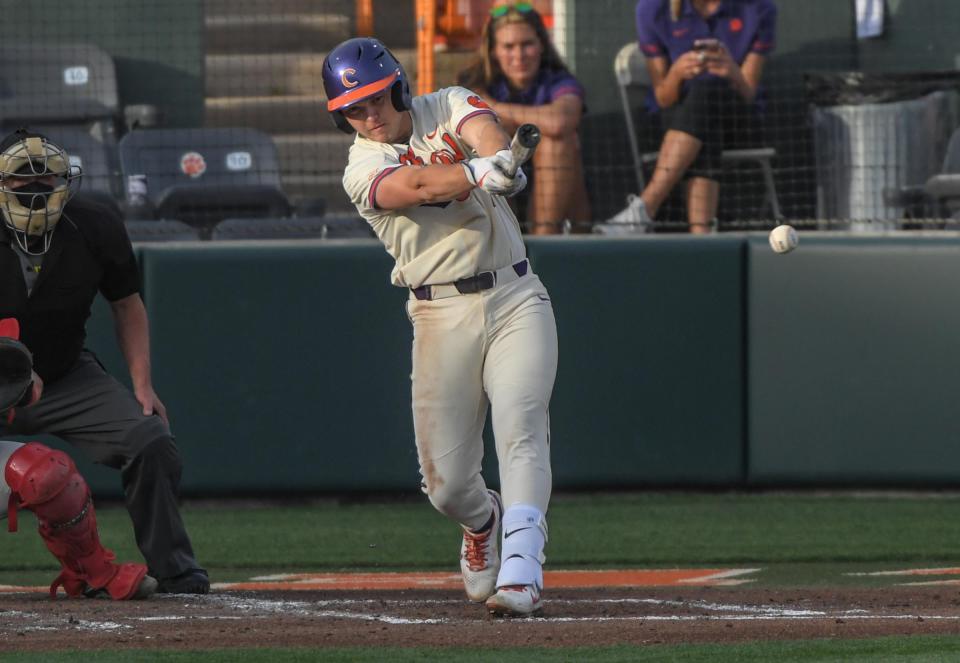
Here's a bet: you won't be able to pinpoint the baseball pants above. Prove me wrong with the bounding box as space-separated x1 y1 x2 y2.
407 271 557 531
0 350 201 579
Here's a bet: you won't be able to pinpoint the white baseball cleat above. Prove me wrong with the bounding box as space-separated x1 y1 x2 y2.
460 490 503 602
485 583 543 617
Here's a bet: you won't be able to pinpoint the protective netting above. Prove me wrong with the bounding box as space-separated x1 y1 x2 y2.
4 0 959 238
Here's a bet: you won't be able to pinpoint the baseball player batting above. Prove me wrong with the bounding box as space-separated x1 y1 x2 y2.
324 37 557 617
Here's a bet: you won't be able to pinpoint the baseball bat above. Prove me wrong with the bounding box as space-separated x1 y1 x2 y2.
505 123 541 177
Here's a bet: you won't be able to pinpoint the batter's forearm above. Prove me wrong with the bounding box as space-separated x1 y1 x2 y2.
474 121 511 157
375 164 474 209
460 115 510 158
410 164 475 202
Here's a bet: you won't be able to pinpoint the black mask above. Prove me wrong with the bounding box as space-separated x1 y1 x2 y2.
12 181 53 210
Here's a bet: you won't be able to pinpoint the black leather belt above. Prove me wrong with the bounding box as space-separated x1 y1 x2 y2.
411 260 529 301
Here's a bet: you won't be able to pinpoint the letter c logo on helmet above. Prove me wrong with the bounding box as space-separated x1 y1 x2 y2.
322 37 412 134
341 68 359 89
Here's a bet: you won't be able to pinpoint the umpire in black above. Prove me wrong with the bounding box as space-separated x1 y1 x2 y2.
0 128 208 594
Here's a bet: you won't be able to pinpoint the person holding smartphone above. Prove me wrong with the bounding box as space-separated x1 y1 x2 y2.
609 0 777 232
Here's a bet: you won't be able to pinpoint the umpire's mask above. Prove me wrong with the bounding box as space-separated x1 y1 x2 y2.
0 129 81 255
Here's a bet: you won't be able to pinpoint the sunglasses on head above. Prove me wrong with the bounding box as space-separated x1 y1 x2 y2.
490 2 534 18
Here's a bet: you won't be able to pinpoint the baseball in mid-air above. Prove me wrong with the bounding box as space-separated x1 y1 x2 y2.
769 224 799 254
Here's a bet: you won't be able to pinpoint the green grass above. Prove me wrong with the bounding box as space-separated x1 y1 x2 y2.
7 637 960 662
4 492 960 586
5 493 960 659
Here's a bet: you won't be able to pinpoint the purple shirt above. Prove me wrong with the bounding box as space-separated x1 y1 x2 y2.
636 0 776 109
637 0 776 64
487 69 585 107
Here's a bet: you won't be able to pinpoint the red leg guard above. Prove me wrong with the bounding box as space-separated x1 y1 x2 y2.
5 442 150 600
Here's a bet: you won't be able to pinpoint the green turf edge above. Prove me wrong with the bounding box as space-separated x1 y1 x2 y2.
6 637 960 663
10 493 960 575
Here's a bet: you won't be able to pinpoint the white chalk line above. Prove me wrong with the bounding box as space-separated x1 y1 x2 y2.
1 595 958 631
141 595 960 626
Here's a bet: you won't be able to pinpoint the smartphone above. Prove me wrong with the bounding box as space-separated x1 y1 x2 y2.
693 38 721 52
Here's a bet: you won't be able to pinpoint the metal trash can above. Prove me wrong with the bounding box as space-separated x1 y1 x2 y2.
808 72 960 226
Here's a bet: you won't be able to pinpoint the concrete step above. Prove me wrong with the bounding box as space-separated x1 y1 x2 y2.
205 14 352 54
206 94 331 133
205 0 353 16
203 0 413 47
206 54 328 98
205 49 417 98
434 51 477 89
274 133 354 176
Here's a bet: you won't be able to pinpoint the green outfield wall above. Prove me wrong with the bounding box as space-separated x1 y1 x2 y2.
61 235 960 497
747 235 960 485
526 237 745 488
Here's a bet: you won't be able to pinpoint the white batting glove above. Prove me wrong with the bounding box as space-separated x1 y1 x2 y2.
463 149 527 197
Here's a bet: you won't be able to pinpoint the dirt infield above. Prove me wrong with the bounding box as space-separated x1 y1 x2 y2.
2 583 960 652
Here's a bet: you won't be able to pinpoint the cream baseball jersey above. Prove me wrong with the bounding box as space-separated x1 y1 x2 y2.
343 86 527 288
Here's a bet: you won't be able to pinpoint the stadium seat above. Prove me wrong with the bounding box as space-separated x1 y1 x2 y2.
71 190 124 219
922 128 960 220
117 127 294 237
210 215 373 241
44 127 123 200
124 219 201 242
0 43 121 141
885 128 960 225
612 42 783 224
322 215 375 238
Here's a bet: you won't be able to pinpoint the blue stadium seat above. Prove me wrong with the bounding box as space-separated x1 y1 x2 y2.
888 129 960 225
118 127 294 237
124 219 201 243
211 215 372 241
211 216 324 241
0 43 120 139
44 127 123 200
321 215 375 238
923 129 960 220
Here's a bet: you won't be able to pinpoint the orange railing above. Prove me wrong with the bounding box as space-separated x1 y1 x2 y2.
357 1 554 96
356 0 374 36
415 0 437 95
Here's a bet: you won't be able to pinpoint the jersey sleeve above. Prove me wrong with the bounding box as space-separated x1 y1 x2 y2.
548 72 585 102
441 86 498 137
343 144 403 214
97 206 141 302
750 1 778 55
635 0 667 58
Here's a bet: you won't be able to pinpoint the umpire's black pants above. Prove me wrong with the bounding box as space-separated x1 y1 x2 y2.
0 350 203 580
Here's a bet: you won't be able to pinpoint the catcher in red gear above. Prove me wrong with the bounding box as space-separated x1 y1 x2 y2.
0 318 155 600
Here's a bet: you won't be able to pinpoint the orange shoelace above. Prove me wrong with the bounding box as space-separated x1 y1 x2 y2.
463 528 491 571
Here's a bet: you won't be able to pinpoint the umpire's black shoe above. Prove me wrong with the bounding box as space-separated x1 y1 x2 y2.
156 568 210 594
83 574 158 600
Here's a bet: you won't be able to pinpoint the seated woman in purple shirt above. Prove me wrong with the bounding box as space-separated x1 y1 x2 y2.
612 0 777 233
458 3 590 235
